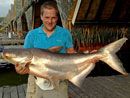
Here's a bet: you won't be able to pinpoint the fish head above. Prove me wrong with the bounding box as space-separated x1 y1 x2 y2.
1 48 33 65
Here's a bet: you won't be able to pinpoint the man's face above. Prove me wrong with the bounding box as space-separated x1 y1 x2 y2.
41 8 58 32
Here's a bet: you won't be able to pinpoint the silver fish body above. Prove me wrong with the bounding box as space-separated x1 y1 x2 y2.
1 38 128 87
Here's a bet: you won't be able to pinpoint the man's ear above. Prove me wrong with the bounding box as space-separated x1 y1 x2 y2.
40 14 43 21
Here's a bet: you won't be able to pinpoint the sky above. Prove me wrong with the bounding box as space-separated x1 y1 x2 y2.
0 0 14 17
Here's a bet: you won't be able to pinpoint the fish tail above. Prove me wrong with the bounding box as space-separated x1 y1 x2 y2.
99 37 128 75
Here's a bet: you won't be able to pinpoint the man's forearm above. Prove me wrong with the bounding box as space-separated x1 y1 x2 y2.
66 47 77 53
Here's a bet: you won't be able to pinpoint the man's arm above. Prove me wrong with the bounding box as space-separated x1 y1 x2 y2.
66 46 77 53
15 63 30 74
15 31 33 74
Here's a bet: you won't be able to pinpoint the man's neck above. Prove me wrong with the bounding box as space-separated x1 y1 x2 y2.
42 27 55 37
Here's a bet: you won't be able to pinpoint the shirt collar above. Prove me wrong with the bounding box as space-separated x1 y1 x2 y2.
38 24 58 35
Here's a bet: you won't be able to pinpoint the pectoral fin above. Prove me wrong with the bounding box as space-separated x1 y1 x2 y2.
20 62 31 68
49 76 60 89
69 63 95 87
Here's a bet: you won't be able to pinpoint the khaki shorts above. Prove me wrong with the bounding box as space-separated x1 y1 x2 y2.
26 75 69 98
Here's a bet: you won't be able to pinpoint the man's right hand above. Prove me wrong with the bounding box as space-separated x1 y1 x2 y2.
15 63 30 74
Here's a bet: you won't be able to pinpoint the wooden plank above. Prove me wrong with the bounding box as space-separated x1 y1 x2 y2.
0 40 24 45
72 0 82 25
103 75 130 86
67 0 77 20
17 85 26 98
93 76 130 98
22 84 27 95
4 45 23 49
118 0 130 20
0 87 3 98
102 75 130 96
3 87 10 98
69 82 89 98
82 77 108 98
120 74 130 83
87 0 101 20
10 86 18 98
77 0 91 20
68 87 81 98
100 0 118 20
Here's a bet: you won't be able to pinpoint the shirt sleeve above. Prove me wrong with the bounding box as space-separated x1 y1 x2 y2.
24 31 34 48
65 30 74 48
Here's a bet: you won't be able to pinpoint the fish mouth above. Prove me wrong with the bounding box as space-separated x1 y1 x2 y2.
1 51 15 60
1 52 7 59
1 52 15 64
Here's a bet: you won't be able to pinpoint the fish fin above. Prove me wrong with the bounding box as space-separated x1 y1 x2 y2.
101 53 128 75
99 37 128 53
69 63 95 87
49 76 59 89
20 62 31 68
47 46 63 52
99 38 128 75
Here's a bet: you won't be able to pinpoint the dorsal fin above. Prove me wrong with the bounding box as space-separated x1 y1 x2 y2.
47 46 63 52
99 37 127 53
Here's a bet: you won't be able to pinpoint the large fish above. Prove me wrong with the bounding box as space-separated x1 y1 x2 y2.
0 38 128 88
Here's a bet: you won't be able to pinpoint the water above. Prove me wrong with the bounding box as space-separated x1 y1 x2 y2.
0 63 28 87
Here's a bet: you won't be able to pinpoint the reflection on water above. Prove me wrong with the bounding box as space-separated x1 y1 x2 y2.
0 63 28 87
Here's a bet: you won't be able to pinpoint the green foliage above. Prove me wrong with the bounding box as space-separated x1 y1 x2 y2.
0 17 4 23
0 27 6 32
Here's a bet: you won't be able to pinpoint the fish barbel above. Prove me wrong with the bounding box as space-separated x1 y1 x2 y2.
1 38 128 87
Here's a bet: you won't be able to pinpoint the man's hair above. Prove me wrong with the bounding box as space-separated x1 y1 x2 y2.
40 1 59 16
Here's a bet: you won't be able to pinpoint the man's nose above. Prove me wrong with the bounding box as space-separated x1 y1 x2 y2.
48 18 53 23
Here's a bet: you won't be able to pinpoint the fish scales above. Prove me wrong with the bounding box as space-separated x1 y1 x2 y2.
0 38 128 88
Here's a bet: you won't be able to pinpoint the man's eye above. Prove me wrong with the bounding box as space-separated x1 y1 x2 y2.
45 17 49 19
52 17 56 19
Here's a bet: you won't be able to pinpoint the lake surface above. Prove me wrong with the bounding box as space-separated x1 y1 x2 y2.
0 63 28 87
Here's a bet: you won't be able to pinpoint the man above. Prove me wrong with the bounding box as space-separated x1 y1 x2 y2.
15 1 76 98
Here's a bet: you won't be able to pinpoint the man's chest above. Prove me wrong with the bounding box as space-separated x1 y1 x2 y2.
33 34 66 49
